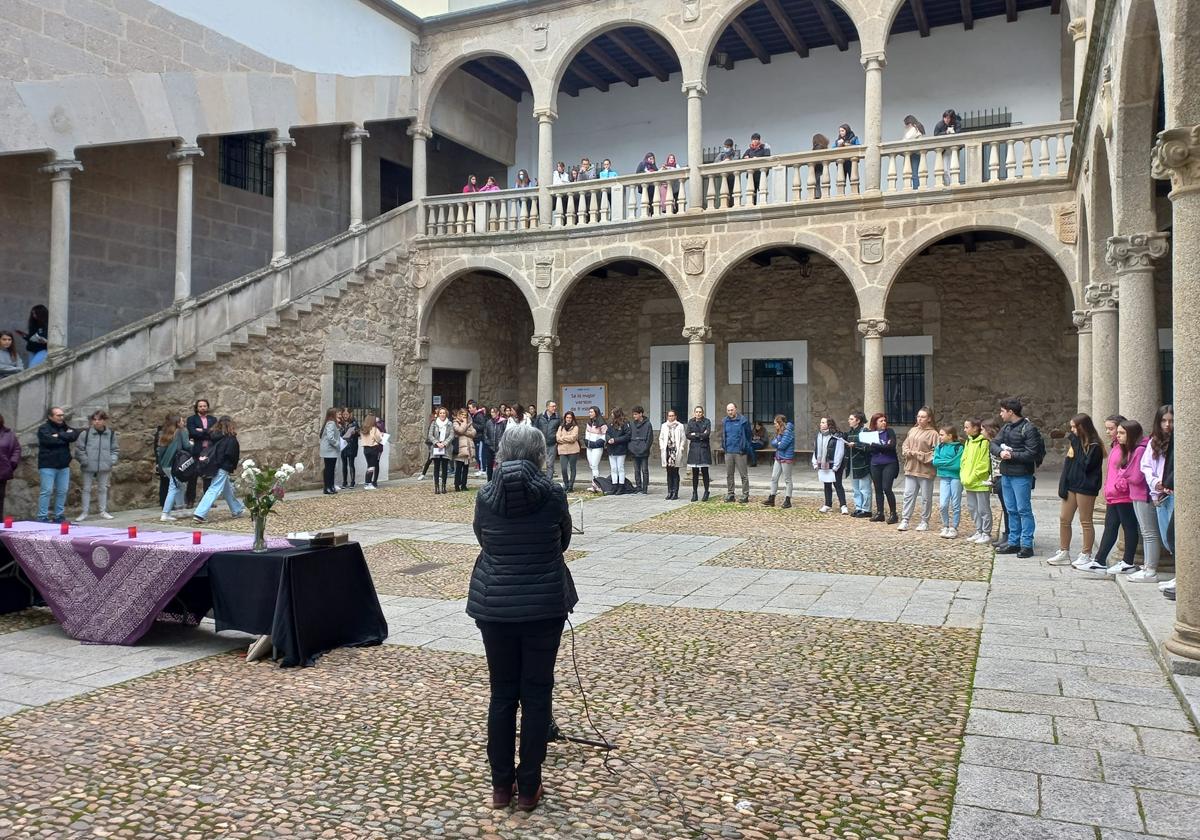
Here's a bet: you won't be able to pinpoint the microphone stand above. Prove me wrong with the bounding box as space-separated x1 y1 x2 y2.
548 718 613 750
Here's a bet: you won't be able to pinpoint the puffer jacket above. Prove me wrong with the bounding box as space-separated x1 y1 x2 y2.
771 422 795 461
466 459 578 623
484 417 507 454
0 426 20 482
902 427 939 478
628 418 654 458
1059 432 1104 498
36 420 79 470
606 421 632 456
453 418 475 463
990 416 1044 477
960 434 991 492
202 432 240 477
75 427 120 474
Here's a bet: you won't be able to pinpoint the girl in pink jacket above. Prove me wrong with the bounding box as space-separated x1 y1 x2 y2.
1081 420 1149 577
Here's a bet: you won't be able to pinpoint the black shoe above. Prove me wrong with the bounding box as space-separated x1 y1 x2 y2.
870 513 885 522
1016 547 1034 558
886 514 898 525
690 490 698 502
763 495 775 507
739 495 749 504
702 491 710 502
996 544 1021 554
781 497 792 509
724 493 735 503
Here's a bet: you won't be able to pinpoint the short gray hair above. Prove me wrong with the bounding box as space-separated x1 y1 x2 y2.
496 423 546 470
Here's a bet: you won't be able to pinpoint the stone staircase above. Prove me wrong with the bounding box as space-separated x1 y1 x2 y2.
0 204 417 438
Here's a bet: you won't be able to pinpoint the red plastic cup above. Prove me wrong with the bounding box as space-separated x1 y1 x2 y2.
192 531 201 545
128 526 138 539
60 521 69 535
3 516 12 529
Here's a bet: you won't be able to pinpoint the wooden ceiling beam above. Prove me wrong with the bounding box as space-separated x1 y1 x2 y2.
583 44 639 87
605 31 670 82
910 0 931 36
1005 0 1018 21
566 61 610 93
763 0 810 57
960 0 974 30
478 58 532 92
730 18 772 64
811 0 849 51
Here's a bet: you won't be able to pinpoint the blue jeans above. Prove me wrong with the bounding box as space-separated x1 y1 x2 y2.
193 469 245 519
1156 494 1175 555
1001 474 1035 547
162 475 183 515
28 349 47 368
852 475 872 512
37 467 70 520
939 477 963 529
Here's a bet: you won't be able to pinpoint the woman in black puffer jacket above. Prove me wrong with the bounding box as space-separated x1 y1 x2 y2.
467 423 578 814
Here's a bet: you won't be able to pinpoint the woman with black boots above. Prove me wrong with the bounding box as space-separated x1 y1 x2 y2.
865 412 899 523
453 407 476 491
339 408 360 489
427 406 454 494
659 409 687 499
686 405 712 501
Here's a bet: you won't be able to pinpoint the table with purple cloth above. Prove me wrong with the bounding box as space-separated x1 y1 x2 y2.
0 523 388 667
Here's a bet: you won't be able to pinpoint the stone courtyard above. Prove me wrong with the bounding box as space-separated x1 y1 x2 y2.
1 481 1197 840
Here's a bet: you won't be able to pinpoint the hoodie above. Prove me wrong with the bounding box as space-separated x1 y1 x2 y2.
959 434 991 493
466 459 579 623
932 440 964 479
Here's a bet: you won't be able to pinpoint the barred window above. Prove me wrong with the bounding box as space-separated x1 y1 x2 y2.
219 134 273 196
333 363 386 424
1161 350 1173 403
661 360 688 421
884 355 925 425
742 358 794 425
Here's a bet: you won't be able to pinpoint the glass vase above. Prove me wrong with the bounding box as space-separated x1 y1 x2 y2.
252 514 269 552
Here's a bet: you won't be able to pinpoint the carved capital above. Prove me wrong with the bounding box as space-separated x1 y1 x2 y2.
40 158 83 180
682 324 710 343
167 144 204 164
1085 281 1119 310
682 80 707 97
266 136 295 153
1072 309 1093 333
1067 17 1087 40
531 333 559 352
533 107 558 124
860 52 886 71
344 126 370 144
407 123 433 141
857 318 889 339
1105 233 1170 272
1152 125 1200 197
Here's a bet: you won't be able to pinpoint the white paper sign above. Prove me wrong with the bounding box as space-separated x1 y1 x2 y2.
858 431 881 446
560 383 607 417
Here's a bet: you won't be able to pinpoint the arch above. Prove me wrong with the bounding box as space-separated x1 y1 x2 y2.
694 0 868 89
1088 127 1116 279
880 215 1080 309
544 19 689 105
699 231 867 322
417 47 541 128
418 256 541 337
1111 0 1163 233
1077 197 1091 300
548 244 690 331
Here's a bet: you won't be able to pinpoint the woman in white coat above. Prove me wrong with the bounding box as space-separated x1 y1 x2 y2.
659 409 688 500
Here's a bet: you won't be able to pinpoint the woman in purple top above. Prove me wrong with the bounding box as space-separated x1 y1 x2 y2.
863 412 899 524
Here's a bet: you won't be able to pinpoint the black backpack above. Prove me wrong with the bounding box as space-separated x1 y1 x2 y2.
171 449 199 482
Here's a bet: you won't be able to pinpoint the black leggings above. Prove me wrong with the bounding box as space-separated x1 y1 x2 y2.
322 457 337 492
364 445 382 486
341 446 357 485
1094 502 1140 565
823 464 847 507
871 461 898 515
454 460 469 490
158 474 170 507
433 458 450 486
691 467 711 491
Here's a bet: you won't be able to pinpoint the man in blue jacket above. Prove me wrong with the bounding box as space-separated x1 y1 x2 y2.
722 402 753 503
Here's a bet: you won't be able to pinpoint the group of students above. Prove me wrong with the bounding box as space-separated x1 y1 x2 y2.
318 408 387 494
0 305 50 378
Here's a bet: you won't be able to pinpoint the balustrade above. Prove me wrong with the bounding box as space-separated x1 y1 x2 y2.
422 189 539 236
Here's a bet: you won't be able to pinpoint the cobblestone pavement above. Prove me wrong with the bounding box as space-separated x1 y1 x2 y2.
0 606 976 840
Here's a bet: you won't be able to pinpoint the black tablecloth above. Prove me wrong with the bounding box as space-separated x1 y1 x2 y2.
206 542 388 667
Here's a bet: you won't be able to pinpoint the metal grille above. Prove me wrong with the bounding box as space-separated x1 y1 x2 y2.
333 363 386 424
884 355 925 425
219 134 273 196
742 358 793 424
1161 350 1174 403
661 360 688 421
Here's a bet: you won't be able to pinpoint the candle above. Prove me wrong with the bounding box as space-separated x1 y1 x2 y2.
192 531 202 545
60 521 70 535
3 516 12 529
128 526 138 539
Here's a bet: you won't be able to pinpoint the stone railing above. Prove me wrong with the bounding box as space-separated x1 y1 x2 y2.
549 169 691 228
881 121 1074 193
0 204 419 434
422 189 539 235
699 147 866 208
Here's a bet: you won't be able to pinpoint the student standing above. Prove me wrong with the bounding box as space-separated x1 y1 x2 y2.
192 416 246 523
627 406 654 494
339 408 360 489
960 418 994 544
1140 404 1174 571
686 406 713 502
0 331 24 378
19 305 48 368
1045 414 1104 566
556 411 581 492
453 408 476 491
659 409 687 500
484 406 508 482
319 407 341 495
74 410 119 521
991 398 1046 557
932 425 964 539
1129 405 1173 582
584 406 607 487
1080 420 1148 577
428 407 454 495
845 411 872 517
812 416 847 514
156 415 189 521
360 414 384 489
866 413 899 524
983 418 1006 545
764 414 795 509
605 408 631 494
899 407 939 531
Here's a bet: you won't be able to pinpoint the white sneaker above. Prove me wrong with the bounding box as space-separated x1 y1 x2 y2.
1079 560 1109 577
818 505 831 513
1159 578 1176 591
969 533 987 544
938 528 949 538
897 519 909 532
1072 553 1093 570
363 484 377 491
159 514 177 522
1105 561 1137 576
915 522 929 532
334 485 342 491
840 505 849 515
1045 549 1072 566
99 512 114 520
415 474 426 480
1127 569 1159 583
76 513 89 522
945 528 958 539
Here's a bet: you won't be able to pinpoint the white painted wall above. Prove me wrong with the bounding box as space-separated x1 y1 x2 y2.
510 13 1064 180
151 0 417 76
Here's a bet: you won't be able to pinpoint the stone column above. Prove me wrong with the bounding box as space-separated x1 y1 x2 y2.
168 144 203 303
1153 125 1200 662
1068 18 1087 111
858 318 888 416
1086 281 1120 423
1106 232 1169 425
683 325 710 414
684 81 706 211
861 52 886 194
40 159 84 355
345 126 369 229
267 135 295 265
534 107 556 227
531 334 559 409
408 122 432 201
1073 309 1093 415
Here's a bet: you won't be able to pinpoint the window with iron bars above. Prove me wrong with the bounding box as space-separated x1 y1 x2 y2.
661 360 689 422
741 359 794 425
1161 349 1174 403
884 355 926 425
333 363 386 425
219 133 274 196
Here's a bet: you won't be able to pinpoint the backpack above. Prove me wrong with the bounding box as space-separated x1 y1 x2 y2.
171 449 199 482
1028 422 1047 468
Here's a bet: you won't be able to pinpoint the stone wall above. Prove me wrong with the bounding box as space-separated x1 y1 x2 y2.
3 270 427 518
